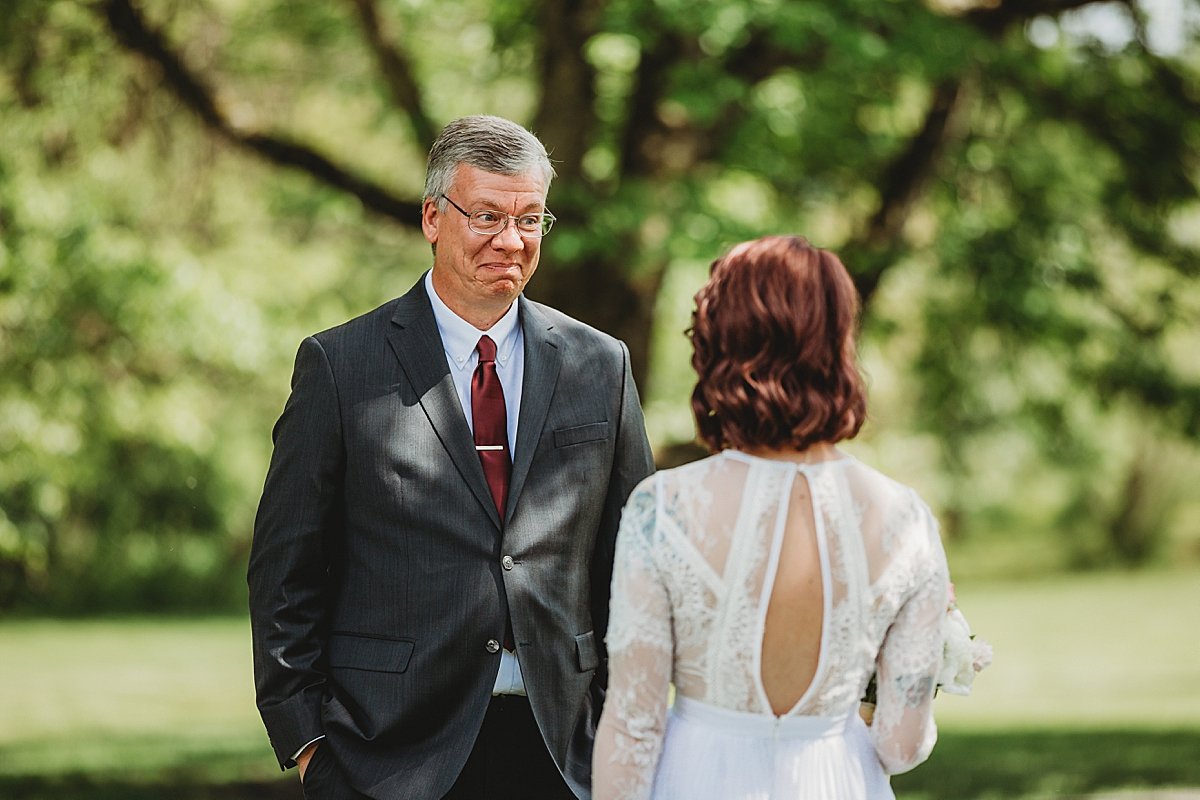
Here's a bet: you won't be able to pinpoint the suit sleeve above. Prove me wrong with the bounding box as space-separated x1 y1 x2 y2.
590 340 655 661
247 336 345 769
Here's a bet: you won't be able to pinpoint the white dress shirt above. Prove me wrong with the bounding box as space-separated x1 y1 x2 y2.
425 271 526 696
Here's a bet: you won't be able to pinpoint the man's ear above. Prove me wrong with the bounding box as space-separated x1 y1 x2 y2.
421 198 439 246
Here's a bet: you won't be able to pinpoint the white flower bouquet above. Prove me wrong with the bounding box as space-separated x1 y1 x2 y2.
936 585 994 695
861 584 992 721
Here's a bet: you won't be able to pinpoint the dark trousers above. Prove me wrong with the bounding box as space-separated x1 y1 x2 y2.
300 695 576 800
300 742 370 800
443 694 576 800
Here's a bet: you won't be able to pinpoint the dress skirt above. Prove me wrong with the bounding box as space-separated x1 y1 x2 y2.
650 697 895 800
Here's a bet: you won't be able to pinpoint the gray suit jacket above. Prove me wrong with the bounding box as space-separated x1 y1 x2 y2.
248 276 655 799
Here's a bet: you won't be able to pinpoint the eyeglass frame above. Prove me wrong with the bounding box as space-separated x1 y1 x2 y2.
439 194 556 238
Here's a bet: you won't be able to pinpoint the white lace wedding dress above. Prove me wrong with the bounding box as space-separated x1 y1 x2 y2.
593 450 950 800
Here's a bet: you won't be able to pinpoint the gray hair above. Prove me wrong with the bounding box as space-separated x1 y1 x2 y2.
423 115 555 209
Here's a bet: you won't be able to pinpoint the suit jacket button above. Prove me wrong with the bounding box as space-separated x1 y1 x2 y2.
486 639 501 654
501 555 514 570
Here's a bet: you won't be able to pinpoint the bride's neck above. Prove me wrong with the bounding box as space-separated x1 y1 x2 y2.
739 442 841 464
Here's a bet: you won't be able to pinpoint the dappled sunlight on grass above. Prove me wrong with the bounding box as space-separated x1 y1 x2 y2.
0 618 262 751
0 569 1197 798
932 569 1200 731
894 729 1200 799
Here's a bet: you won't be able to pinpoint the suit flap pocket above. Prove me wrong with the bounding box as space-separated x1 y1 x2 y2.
328 634 415 673
554 421 609 448
575 630 598 672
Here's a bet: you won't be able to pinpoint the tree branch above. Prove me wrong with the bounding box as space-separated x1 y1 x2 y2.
346 0 437 150
867 78 965 248
846 0 1193 303
723 28 829 84
100 0 422 226
848 76 968 306
965 0 1118 36
618 19 834 181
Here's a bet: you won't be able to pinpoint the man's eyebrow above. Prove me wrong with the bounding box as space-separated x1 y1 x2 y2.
470 197 546 212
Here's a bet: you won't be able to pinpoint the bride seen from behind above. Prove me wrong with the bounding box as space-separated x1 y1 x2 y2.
593 235 952 800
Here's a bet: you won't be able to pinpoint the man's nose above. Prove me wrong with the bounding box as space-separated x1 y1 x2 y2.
490 218 526 251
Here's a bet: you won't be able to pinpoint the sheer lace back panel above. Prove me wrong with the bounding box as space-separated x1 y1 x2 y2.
595 450 950 799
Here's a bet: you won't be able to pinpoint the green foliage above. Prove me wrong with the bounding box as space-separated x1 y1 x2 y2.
873 23 1200 555
0 129 260 610
1 0 1199 609
0 0 427 611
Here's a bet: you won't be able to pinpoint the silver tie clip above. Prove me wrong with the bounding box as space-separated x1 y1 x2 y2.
475 445 505 451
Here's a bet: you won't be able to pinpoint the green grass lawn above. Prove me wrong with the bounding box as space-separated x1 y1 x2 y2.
0 616 285 796
890 567 1200 798
1 568 1198 799
929 568 1200 731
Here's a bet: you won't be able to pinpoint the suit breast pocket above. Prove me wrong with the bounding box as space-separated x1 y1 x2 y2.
553 421 609 449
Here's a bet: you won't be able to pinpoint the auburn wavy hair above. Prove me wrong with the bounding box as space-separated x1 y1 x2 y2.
690 235 867 453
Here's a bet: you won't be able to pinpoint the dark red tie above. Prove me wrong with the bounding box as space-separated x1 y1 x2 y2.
473 335 515 651
471 335 511 518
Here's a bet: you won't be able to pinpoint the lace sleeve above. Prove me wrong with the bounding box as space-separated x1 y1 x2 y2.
593 476 674 800
869 495 950 775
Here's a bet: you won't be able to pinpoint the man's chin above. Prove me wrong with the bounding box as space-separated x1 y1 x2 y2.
484 275 524 299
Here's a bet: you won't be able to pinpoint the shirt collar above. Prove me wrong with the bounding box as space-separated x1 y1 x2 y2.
424 271 521 370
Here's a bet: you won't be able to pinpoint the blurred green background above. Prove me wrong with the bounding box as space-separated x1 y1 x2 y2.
1 0 1198 797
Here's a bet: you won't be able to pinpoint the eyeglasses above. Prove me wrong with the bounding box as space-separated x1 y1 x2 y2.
440 195 556 238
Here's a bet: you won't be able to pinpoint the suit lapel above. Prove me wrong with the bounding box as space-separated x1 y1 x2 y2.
386 279 502 529
508 298 563 524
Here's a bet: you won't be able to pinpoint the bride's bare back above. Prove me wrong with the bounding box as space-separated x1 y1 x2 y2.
761 472 823 715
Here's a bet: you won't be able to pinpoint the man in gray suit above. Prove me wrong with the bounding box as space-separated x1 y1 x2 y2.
248 115 655 800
